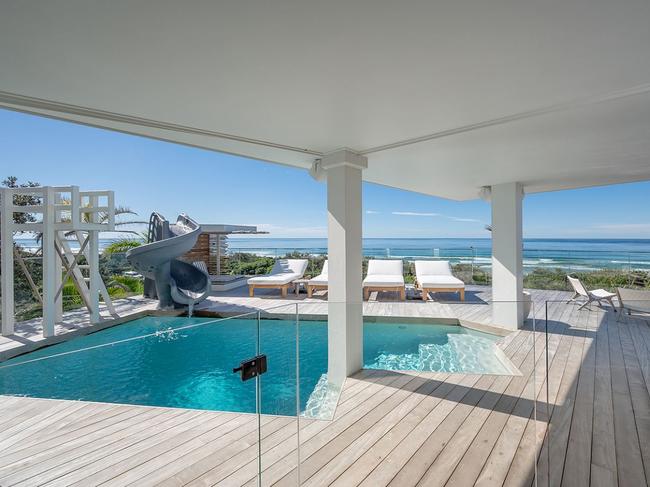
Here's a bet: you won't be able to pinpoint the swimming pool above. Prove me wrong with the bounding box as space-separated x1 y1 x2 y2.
0 316 514 416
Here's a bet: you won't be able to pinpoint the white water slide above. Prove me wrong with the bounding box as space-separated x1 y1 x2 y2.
127 213 210 309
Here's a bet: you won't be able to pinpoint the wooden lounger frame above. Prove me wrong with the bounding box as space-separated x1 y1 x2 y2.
419 285 465 301
363 285 406 301
249 283 291 298
307 284 328 298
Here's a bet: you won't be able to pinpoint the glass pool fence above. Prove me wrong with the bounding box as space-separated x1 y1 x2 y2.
0 299 561 485
2 297 646 485
5 244 650 323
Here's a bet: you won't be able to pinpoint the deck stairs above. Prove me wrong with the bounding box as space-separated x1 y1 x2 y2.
55 231 117 319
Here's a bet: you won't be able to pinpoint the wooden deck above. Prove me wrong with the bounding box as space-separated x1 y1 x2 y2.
0 287 648 486
195 284 518 336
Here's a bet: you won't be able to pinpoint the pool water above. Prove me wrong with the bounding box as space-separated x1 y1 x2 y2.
0 316 513 416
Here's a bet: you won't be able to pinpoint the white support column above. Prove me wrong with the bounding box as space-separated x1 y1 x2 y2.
491 182 524 330
87 231 100 323
1 189 15 335
323 149 367 383
88 195 100 324
42 187 57 337
54 192 63 323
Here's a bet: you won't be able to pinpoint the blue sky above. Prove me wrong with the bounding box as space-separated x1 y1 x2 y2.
1 108 649 239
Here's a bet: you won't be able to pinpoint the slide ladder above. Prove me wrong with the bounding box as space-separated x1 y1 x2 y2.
55 231 117 319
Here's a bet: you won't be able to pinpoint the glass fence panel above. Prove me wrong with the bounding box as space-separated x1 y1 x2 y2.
539 296 650 487
0 310 266 485
5 291 649 485
281 299 542 486
223 247 650 294
254 303 302 486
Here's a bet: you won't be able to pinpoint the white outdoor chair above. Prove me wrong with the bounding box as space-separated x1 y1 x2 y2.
566 275 616 311
307 260 328 297
414 260 465 301
363 260 405 301
616 287 650 317
247 259 308 297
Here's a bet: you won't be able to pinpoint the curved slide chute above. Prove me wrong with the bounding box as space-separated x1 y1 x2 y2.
127 213 210 309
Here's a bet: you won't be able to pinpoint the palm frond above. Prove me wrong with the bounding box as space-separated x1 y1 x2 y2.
103 239 143 255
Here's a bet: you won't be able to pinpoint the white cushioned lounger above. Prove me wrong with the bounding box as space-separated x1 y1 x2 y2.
307 260 328 297
363 259 405 301
616 287 650 316
248 259 308 297
414 260 465 301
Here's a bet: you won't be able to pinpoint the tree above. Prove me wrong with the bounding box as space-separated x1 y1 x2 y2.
103 238 144 255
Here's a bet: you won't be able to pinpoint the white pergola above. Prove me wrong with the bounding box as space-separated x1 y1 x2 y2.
1 1 649 381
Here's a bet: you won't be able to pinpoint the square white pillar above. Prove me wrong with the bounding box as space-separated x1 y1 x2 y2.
323 149 366 383
54 190 64 323
491 182 524 330
88 195 101 324
1 189 15 335
42 187 57 337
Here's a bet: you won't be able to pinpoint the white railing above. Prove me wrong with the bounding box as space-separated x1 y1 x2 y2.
1 186 116 337
0 186 115 233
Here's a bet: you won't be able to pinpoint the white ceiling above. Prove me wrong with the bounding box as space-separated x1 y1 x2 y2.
1 0 649 199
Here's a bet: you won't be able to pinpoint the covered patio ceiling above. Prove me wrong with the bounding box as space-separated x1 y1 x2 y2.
1 0 649 200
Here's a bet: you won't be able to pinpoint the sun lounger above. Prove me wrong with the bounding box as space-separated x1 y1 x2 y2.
307 260 328 297
616 287 650 316
248 259 308 297
415 260 465 301
363 259 405 300
567 275 616 310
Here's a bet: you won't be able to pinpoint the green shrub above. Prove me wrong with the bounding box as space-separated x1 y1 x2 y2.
228 254 275 275
110 275 144 294
522 267 648 292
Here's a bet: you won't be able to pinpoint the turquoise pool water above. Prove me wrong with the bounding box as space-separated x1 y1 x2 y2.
0 316 511 415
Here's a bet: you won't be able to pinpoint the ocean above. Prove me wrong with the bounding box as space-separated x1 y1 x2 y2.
226 238 650 272
14 238 650 272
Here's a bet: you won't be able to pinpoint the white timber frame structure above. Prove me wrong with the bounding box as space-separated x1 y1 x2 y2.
0 186 116 337
1 1 649 378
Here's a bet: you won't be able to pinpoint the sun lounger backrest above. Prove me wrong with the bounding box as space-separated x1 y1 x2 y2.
367 259 403 276
567 275 588 297
319 260 328 276
271 259 309 276
414 260 452 278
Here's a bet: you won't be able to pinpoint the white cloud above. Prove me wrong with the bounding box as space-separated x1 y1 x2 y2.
243 223 327 237
391 211 483 224
366 210 380 214
392 211 439 217
447 216 482 223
